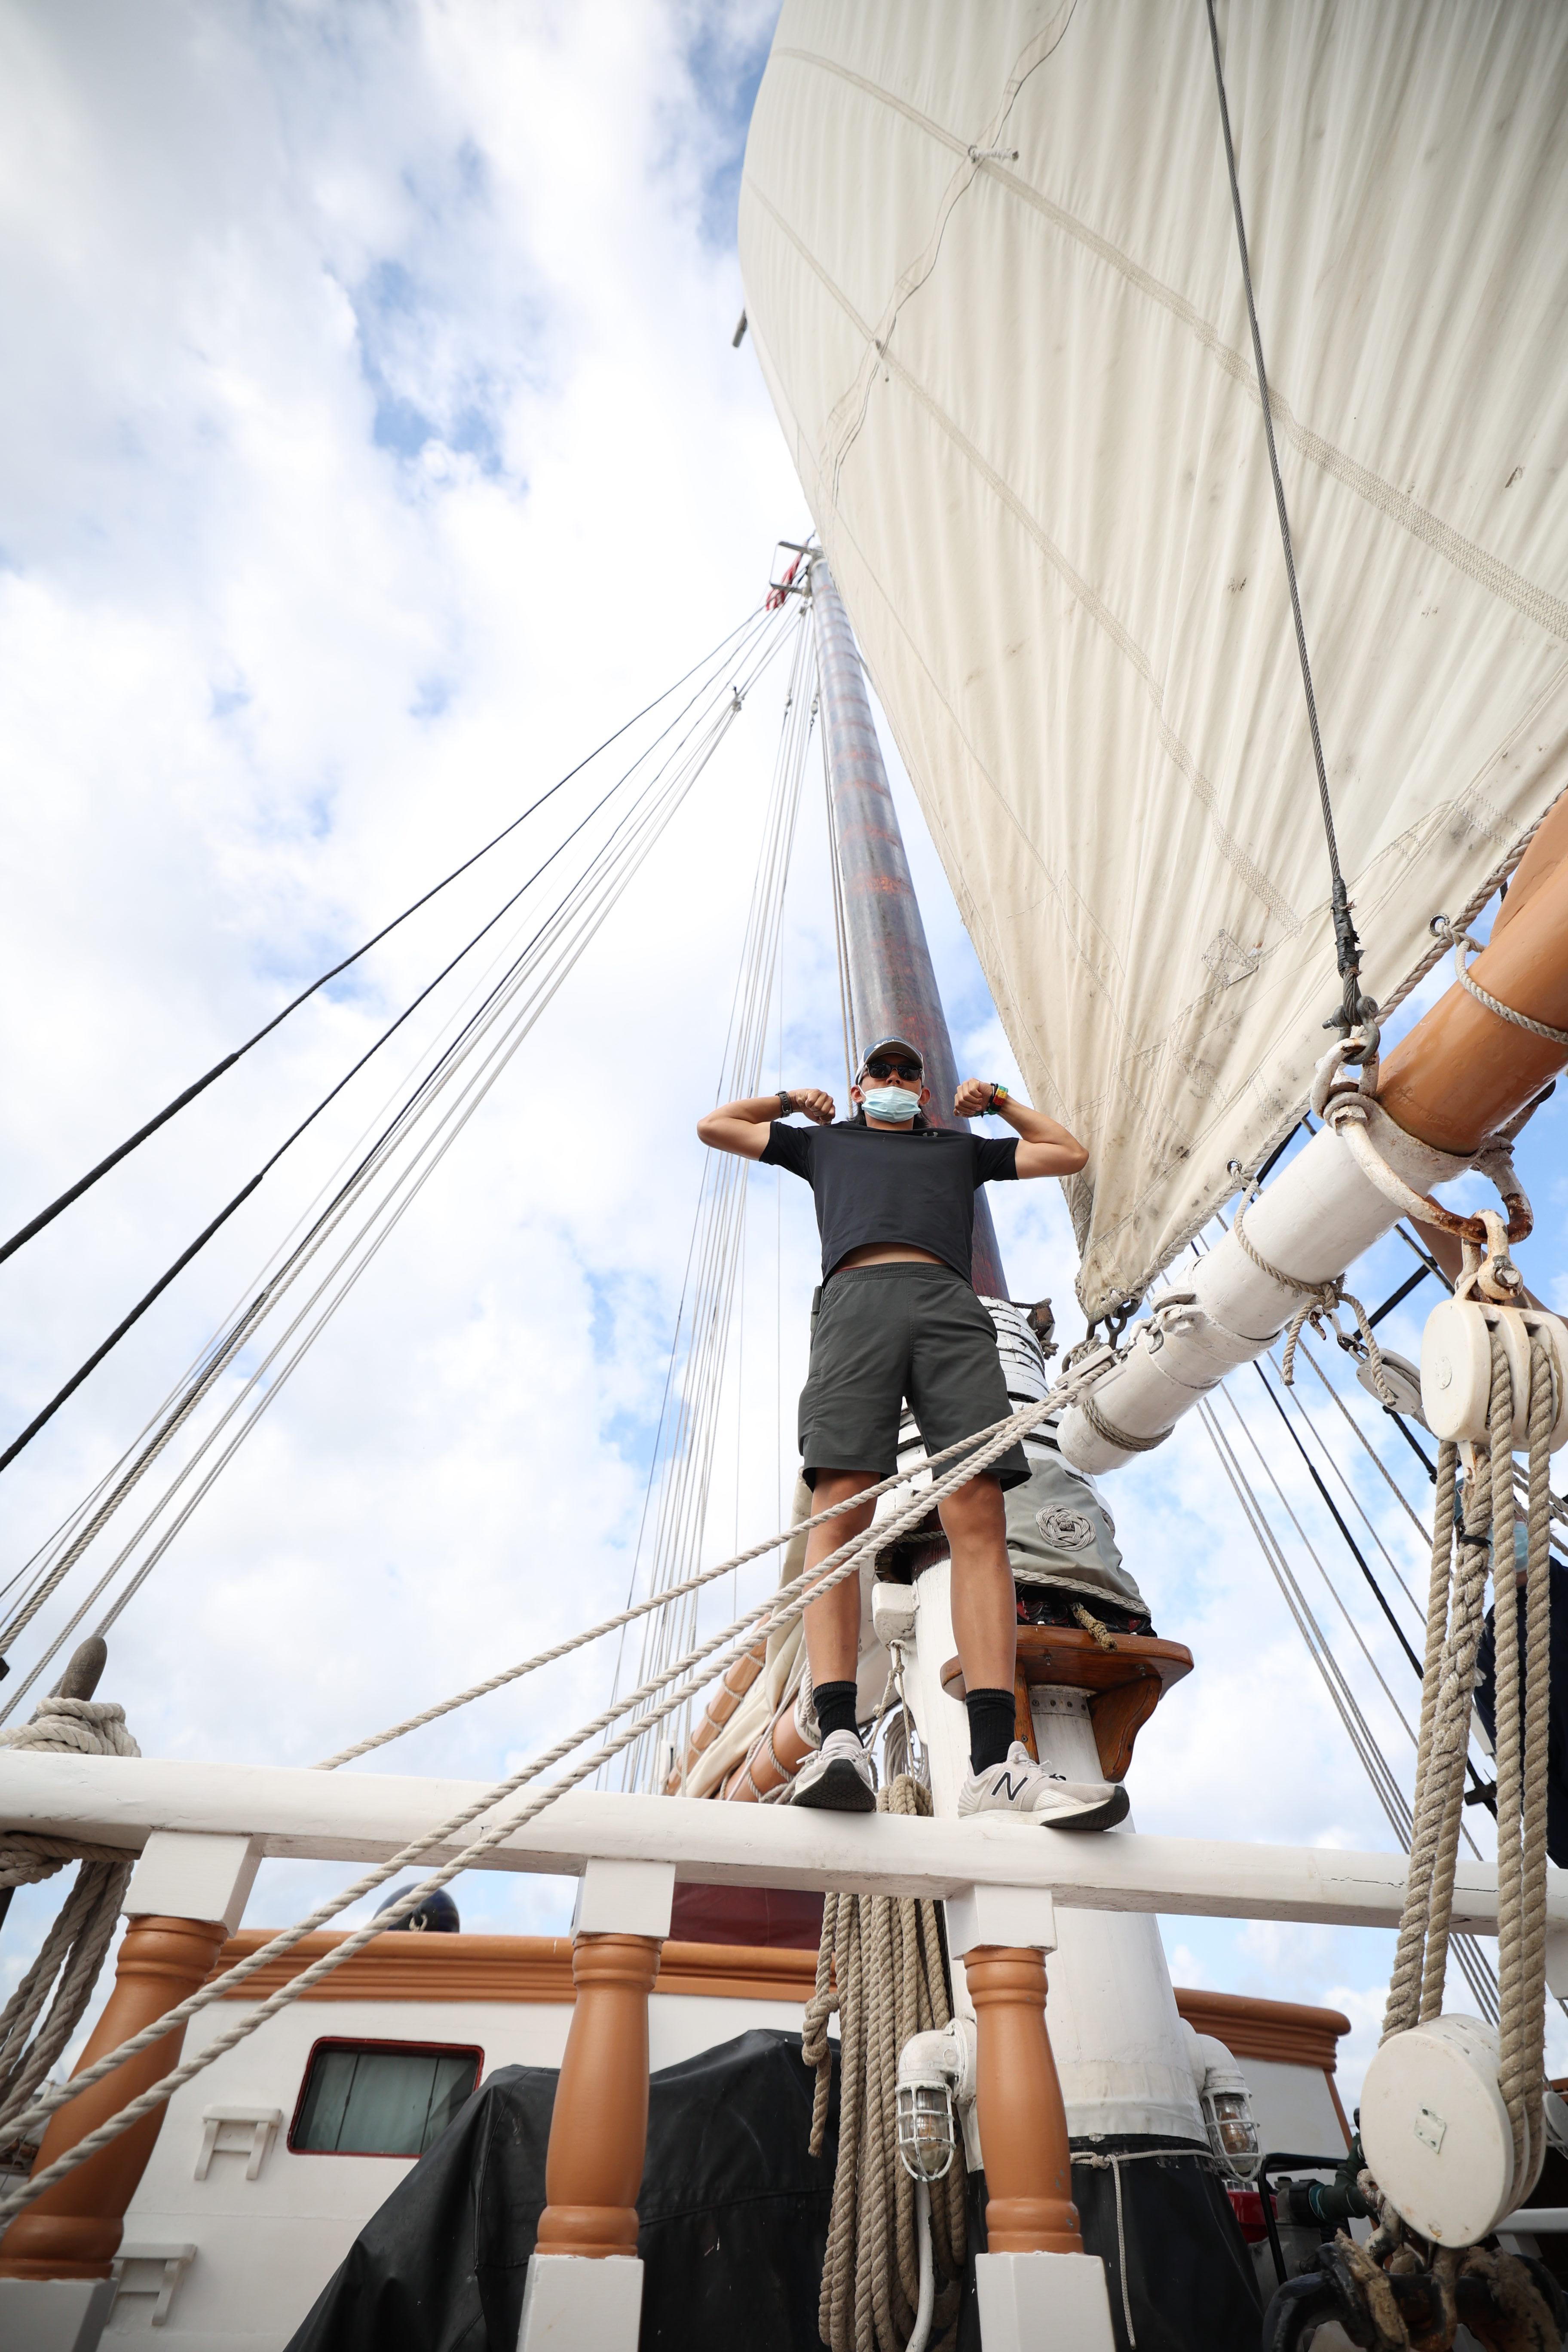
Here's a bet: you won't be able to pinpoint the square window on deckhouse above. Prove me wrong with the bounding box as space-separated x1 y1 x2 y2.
288 2039 482 2158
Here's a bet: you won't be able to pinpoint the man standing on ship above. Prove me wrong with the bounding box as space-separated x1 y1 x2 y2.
698 1037 1125 1828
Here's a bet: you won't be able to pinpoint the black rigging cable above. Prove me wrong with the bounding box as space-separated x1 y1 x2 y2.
1204 0 1368 1048
0 607 766 1273
0 609 778 1479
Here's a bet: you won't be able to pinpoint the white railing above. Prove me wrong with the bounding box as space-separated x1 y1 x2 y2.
4 1751 1565 1941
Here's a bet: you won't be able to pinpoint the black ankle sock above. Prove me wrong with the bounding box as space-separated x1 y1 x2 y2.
814 1680 861 1744
965 1687 1017 1774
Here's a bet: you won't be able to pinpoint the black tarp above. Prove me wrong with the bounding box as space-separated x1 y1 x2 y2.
286 2034 1261 2352
1068 2137 1262 2352
284 2028 838 2352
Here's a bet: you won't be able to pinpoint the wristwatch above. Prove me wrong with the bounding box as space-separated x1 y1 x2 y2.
778 1089 794 1116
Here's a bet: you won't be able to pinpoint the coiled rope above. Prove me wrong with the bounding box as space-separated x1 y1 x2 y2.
803 1774 967 2352
0 1694 140 2136
1432 915 1568 1048
0 1384 1069 2228
1232 1200 1395 1405
1380 1322 1553 2198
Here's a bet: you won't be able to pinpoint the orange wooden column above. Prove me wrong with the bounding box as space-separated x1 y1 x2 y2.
535 1932 662 2258
0 1914 227 2279
965 1943 1083 2254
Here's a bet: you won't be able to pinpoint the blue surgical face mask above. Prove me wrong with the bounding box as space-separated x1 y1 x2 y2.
861 1086 921 1124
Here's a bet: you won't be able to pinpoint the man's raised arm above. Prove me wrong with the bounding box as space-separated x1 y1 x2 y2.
953 1079 1088 1179
697 1086 836 1160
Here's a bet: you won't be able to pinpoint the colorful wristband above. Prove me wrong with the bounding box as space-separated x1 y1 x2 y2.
987 1083 1009 1113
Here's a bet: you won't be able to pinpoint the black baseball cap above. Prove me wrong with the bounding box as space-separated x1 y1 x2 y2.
858 1035 924 1078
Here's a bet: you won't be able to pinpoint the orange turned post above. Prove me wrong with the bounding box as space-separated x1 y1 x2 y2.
535 1932 663 2257
0 1914 228 2278
964 1943 1082 2254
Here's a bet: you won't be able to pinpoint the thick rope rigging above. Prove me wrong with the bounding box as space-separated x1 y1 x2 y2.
1204 0 1367 1050
0 615 793 1703
804 1776 967 2352
0 1384 1068 2228
0 1694 140 2137
1381 1320 1554 2196
0 609 769 1278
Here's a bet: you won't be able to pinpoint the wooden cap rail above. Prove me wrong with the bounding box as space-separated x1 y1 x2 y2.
206 1929 818 2005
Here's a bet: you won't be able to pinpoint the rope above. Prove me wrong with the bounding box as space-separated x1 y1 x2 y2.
806 1775 967 2352
1380 1318 1553 2199
0 1697 140 2134
1076 1388 1170 1456
0 608 771 1277
0 1385 1060 2226
1232 1202 1396 1405
1432 916 1568 1047
0 618 795 1694
1204 0 1363 1041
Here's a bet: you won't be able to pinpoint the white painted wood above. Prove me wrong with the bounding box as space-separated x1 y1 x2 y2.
6 1752 1563 1935
973 2251 1117 2349
110 2245 197 2329
0 2279 115 2352
125 1832 260 1932
945 1883 1057 1957
1057 1121 1471 1472
570 1857 674 1940
517 2254 643 2350
193 2108 282 2183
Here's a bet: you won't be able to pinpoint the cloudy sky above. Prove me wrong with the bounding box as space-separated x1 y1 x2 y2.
3 0 1566 2116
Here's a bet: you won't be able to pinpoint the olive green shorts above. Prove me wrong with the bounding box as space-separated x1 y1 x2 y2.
798 1262 1029 1491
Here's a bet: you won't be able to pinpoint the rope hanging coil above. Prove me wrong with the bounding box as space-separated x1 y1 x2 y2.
1380 1321 1553 2202
1433 916 1568 1047
0 1696 140 2136
803 1774 967 2352
1231 1201 1396 1405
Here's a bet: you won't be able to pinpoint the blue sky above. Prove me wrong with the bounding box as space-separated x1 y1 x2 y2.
1 0 1564 2119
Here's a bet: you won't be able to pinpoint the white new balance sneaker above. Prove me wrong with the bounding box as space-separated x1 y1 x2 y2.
790 1727 877 1813
957 1742 1128 1831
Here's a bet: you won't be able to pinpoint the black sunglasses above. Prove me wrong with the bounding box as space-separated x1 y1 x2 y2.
861 1056 923 1083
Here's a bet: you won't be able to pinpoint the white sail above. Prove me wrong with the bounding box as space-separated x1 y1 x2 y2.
739 0 1568 1315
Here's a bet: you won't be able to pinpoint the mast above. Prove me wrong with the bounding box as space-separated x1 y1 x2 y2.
810 559 1009 1301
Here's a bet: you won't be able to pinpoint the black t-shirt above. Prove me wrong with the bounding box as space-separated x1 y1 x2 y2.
760 1118 1017 1283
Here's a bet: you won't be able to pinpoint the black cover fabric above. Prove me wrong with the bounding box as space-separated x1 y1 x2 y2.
1067 2138 1263 2352
760 1117 1016 1282
283 2028 838 2352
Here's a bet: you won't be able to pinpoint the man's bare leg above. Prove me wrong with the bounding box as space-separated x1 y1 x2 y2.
937 1471 1017 1692
800 1468 879 1688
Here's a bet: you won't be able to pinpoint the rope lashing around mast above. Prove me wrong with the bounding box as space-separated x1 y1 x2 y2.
1231 1200 1396 1405
1381 1322 1554 2201
0 1385 1071 2228
804 1775 967 2352
0 1696 140 2136
1431 916 1568 1048
1075 1387 1171 1457
1204 0 1368 1050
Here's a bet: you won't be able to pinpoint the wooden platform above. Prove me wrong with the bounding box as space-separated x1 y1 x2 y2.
941 1624 1194 1780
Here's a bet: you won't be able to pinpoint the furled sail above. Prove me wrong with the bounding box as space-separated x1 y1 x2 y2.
739 0 1568 1316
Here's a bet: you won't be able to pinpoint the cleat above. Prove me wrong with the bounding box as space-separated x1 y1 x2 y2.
790 1727 876 1813
957 1741 1129 1831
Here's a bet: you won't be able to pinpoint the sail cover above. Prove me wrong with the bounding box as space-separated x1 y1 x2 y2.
739 0 1568 1315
